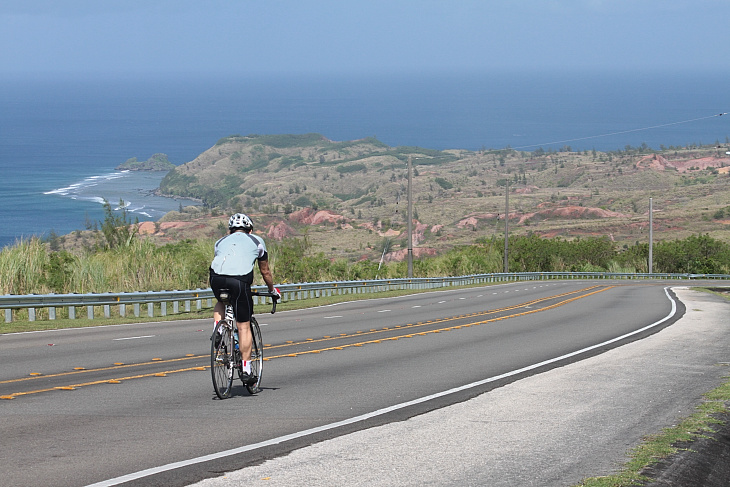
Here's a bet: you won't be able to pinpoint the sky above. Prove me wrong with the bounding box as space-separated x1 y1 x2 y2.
1 0 729 78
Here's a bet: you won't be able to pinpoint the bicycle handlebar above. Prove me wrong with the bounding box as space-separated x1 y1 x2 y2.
251 291 279 314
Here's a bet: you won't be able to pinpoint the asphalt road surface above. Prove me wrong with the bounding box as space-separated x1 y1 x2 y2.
1 281 728 486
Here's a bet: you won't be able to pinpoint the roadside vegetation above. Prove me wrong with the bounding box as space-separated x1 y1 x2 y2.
2 211 728 296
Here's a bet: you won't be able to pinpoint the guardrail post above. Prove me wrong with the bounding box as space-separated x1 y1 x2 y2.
4 309 11 323
69 306 75 320
173 301 179 314
120 304 126 317
161 302 167 317
87 306 94 320
49 307 56 320
29 308 36 321
147 303 153 317
104 305 110 318
134 303 140 318
185 300 191 312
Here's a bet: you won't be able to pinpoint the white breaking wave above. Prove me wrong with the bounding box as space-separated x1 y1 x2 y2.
42 169 200 222
70 195 107 205
44 171 130 197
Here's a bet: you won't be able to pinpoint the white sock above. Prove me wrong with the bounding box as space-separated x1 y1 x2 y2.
243 360 251 374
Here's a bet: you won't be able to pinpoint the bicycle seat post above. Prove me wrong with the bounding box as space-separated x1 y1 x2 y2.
218 289 235 323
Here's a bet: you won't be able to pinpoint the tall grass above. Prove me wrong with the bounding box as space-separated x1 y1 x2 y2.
0 238 49 294
1 233 728 296
0 238 213 295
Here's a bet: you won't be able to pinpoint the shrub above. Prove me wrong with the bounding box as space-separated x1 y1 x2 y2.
434 177 453 190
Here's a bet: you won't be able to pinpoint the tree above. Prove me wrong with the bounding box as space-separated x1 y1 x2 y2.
653 234 730 274
99 199 139 250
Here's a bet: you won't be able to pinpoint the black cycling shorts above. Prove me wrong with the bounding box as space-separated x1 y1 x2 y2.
209 269 254 323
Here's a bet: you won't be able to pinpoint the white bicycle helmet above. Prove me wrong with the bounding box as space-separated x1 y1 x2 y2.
228 213 253 230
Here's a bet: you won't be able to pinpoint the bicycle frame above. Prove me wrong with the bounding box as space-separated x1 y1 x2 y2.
211 290 277 399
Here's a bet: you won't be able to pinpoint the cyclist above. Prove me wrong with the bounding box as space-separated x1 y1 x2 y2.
210 213 280 385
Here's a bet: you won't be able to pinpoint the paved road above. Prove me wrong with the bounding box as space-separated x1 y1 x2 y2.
1 282 727 486
187 286 730 486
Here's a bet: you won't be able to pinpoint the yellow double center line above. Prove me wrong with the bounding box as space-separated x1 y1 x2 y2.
1 286 612 400
267 285 613 358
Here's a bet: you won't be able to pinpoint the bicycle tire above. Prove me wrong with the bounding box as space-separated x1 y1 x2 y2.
246 317 264 394
211 320 235 399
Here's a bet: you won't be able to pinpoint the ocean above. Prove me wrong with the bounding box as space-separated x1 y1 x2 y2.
1 70 728 249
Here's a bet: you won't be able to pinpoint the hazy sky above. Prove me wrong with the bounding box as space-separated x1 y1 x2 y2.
2 0 729 77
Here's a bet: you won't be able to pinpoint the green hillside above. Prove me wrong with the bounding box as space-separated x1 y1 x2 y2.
116 153 175 171
148 134 730 263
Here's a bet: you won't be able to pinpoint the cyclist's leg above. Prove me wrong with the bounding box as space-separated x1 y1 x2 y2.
209 270 227 325
231 279 255 371
213 302 225 323
236 320 252 367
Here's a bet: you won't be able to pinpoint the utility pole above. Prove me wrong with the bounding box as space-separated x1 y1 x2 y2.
503 183 509 273
649 197 653 274
407 156 413 278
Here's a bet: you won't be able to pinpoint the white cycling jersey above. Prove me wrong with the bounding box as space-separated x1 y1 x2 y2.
210 231 267 277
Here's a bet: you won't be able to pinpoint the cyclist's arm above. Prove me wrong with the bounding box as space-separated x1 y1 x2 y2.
257 259 275 292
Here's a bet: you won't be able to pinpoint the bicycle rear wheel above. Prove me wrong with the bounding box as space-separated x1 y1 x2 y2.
246 317 264 394
211 321 235 399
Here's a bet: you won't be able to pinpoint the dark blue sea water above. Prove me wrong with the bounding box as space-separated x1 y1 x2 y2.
1 70 728 248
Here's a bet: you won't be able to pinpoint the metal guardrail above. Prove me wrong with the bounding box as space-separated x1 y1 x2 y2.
1 272 728 323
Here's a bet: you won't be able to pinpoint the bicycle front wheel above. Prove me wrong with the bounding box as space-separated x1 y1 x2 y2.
211 321 235 399
246 317 264 394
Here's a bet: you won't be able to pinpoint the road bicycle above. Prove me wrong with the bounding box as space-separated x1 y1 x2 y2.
211 289 277 399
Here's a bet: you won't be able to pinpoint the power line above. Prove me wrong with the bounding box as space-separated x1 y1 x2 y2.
509 112 728 151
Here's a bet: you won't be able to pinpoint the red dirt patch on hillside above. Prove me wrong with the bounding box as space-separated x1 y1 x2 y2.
637 154 730 173
519 206 629 224
413 222 429 246
514 185 539 194
266 221 297 240
636 154 672 171
457 213 499 228
359 222 402 237
669 156 730 173
382 247 437 263
289 208 346 225
138 221 195 235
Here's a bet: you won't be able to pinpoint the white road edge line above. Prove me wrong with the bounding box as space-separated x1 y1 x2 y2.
85 287 678 487
113 335 155 341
